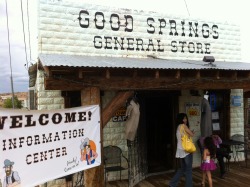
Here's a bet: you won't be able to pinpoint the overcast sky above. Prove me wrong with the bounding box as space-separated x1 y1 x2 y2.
0 0 37 93
1 0 250 93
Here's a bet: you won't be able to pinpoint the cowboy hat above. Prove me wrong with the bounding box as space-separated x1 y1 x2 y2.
80 138 90 149
3 159 14 168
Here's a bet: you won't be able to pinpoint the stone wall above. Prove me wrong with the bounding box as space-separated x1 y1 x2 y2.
36 70 68 187
230 89 245 160
102 91 128 181
38 0 241 61
230 89 244 136
36 70 64 110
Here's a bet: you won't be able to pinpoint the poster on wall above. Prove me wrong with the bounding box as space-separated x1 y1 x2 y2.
231 95 241 107
112 106 127 122
0 105 101 187
185 102 200 116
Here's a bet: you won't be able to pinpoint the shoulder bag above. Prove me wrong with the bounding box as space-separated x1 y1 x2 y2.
180 124 196 153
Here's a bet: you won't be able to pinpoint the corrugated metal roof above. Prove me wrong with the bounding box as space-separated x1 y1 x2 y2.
39 54 250 70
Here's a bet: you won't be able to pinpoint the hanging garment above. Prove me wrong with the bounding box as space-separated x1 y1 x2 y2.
125 99 140 141
200 98 212 137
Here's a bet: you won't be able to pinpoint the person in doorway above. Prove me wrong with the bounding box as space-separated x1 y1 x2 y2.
200 136 217 187
169 113 195 187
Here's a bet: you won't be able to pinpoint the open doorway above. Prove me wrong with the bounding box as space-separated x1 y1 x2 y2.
138 91 179 174
62 91 81 108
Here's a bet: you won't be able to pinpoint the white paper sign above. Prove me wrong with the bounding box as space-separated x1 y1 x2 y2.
212 123 220 131
0 105 101 187
212 112 219 120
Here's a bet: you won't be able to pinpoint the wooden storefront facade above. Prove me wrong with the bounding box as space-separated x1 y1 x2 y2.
33 1 250 186
32 61 250 187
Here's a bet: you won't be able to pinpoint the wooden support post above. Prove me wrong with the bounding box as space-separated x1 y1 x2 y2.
81 87 104 187
82 89 133 187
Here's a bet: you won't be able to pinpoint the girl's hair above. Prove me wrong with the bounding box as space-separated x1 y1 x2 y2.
176 113 189 128
204 136 216 158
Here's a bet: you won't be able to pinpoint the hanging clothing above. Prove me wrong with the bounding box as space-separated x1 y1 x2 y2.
125 99 140 141
200 98 212 137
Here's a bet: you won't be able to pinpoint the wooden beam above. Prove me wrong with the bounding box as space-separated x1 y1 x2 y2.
216 70 220 79
79 70 83 79
105 69 110 79
81 87 100 105
133 70 137 78
80 87 104 187
244 91 250 98
43 66 50 77
175 70 180 79
155 70 159 79
195 70 200 79
44 76 250 91
102 91 133 127
232 71 237 80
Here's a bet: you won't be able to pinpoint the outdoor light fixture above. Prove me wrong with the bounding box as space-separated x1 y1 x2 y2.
203 56 216 67
203 56 215 62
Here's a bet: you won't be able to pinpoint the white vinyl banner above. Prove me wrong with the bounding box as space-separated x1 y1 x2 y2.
0 105 101 187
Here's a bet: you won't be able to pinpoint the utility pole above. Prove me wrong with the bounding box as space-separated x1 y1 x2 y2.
5 0 15 109
10 76 15 109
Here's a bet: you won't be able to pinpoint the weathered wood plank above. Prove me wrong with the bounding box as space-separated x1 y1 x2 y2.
102 91 133 127
45 76 250 90
107 162 250 187
81 87 104 187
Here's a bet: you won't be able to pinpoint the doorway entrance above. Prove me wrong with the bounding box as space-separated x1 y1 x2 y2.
138 91 179 173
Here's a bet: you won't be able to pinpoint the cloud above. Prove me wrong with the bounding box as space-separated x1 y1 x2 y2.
0 0 37 93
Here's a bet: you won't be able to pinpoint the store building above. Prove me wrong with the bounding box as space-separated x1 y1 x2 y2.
30 1 250 186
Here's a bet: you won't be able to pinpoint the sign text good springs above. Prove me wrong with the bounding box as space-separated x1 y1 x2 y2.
78 10 219 54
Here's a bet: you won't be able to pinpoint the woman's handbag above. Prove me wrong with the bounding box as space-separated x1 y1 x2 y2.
180 124 196 153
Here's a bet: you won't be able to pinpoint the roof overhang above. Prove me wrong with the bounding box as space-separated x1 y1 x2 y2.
39 54 250 70
38 54 250 91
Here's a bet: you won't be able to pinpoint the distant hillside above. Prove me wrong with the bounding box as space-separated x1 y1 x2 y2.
0 92 28 107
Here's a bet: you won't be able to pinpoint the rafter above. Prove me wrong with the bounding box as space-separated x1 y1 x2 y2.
43 67 250 91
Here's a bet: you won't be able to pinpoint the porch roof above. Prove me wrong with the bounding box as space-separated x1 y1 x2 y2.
39 53 250 71
37 53 250 91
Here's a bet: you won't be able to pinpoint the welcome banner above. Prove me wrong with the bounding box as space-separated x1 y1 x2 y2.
0 105 101 187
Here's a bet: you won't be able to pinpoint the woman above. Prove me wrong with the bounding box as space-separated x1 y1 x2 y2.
169 113 195 187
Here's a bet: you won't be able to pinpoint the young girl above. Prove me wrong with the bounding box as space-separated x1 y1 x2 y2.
200 136 217 187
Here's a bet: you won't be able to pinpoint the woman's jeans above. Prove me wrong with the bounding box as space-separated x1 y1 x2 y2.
169 153 193 187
